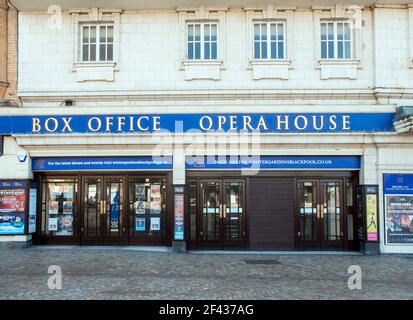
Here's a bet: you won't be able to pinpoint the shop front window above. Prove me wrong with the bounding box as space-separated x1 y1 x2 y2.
129 177 167 236
41 178 78 237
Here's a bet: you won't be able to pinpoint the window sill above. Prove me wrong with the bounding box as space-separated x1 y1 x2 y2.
182 60 223 81
72 62 118 82
250 59 292 80
318 59 360 80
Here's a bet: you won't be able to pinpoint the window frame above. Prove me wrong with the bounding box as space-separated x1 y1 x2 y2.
253 21 286 61
320 20 353 60
80 23 114 63
186 22 219 61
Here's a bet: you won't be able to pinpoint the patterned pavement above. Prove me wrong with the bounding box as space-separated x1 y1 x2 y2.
0 246 412 300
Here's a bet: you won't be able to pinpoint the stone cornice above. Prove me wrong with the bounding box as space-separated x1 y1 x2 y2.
17 88 377 102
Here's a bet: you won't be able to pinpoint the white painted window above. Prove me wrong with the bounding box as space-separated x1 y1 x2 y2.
253 22 285 60
81 24 114 62
186 23 218 60
320 21 352 59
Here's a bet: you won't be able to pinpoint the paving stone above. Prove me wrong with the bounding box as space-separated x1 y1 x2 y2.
0 247 412 300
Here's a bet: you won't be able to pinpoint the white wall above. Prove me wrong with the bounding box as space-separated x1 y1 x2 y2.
18 8 375 95
374 8 413 89
0 137 32 179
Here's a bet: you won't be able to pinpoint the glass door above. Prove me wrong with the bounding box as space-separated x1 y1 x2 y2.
81 176 126 245
197 179 246 249
297 180 319 248
223 179 245 246
199 180 221 244
104 176 126 244
320 180 344 249
82 176 103 244
128 176 168 245
296 179 344 250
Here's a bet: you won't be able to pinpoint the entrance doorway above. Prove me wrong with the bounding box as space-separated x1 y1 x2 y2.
188 178 246 249
81 176 127 245
296 179 345 250
35 173 172 246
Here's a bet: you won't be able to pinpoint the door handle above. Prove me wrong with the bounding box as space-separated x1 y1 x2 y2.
100 200 106 215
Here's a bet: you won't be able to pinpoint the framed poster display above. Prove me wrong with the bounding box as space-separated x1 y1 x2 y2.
384 174 413 244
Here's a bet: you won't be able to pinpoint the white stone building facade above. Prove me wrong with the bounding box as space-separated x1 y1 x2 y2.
0 0 413 254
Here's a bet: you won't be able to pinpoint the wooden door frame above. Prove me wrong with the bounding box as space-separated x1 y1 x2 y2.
34 171 172 246
319 178 345 250
221 178 247 248
294 176 353 251
80 175 105 245
126 173 172 246
101 175 128 245
187 175 247 250
34 174 81 245
295 179 321 250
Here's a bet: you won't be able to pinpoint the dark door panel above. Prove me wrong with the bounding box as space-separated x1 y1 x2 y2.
195 178 246 249
248 178 295 250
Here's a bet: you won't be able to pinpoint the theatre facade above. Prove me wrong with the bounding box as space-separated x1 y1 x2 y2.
0 1 413 254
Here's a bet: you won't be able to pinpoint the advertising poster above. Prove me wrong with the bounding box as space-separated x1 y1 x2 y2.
28 188 37 233
150 184 162 214
150 201 161 215
385 195 413 243
366 194 378 241
174 193 184 240
384 174 413 244
0 188 26 235
136 217 145 232
150 184 161 200
62 216 73 232
135 183 146 214
48 217 58 231
48 200 59 214
110 191 120 231
135 200 145 215
150 217 160 231
63 201 73 214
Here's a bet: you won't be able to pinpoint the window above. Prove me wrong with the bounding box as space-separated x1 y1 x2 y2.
40 178 78 237
253 22 285 60
321 21 352 59
129 177 167 237
187 23 217 60
81 24 114 62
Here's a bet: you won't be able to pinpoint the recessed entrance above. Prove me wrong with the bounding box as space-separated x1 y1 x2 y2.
35 173 171 246
81 176 127 245
296 179 345 250
188 178 246 249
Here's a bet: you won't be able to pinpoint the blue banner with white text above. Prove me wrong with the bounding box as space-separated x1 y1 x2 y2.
0 112 394 134
186 155 361 170
32 156 173 171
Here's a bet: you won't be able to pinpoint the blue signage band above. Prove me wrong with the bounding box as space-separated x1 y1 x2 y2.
0 112 395 135
31 156 360 171
186 156 361 170
32 157 173 171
